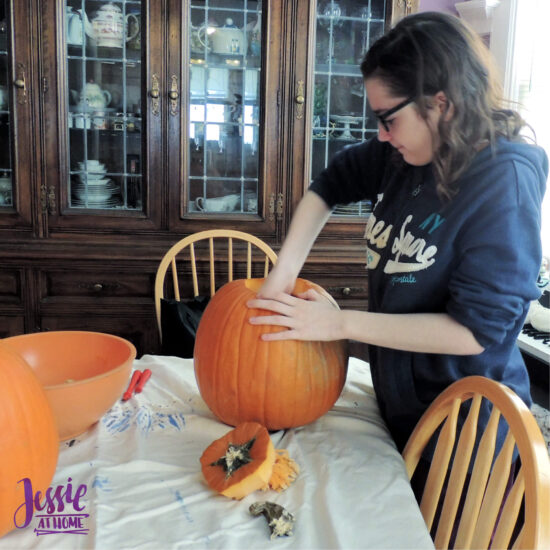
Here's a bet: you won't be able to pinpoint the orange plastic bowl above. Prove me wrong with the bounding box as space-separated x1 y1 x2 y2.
3 331 136 441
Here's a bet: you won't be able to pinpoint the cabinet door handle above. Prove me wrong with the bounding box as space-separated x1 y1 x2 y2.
14 63 27 104
169 75 179 116
295 80 305 119
150 74 160 116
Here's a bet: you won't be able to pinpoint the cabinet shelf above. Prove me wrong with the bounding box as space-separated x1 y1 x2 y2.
67 54 141 66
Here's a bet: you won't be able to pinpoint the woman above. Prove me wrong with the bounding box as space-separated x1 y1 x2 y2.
247 12 548 453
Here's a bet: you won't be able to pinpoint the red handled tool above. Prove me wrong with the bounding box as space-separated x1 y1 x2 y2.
122 370 142 401
135 369 152 393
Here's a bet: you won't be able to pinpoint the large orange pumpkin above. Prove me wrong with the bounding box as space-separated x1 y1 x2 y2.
194 278 348 430
0 345 59 538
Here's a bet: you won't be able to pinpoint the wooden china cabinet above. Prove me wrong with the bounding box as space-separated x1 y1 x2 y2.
0 0 417 355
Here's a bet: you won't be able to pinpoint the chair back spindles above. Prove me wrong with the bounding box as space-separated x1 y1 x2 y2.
208 238 215 297
434 394 481 549
170 258 181 302
492 469 525 549
471 431 517 549
421 398 461 529
402 376 550 550
190 243 199 297
154 230 277 337
455 406 501 548
246 242 252 278
512 525 524 549
228 238 234 282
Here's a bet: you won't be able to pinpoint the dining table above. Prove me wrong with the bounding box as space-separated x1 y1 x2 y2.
0 355 434 550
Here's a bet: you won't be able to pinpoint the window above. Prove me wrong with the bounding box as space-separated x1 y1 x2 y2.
491 0 550 261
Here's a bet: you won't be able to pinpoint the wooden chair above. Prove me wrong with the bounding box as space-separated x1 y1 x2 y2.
402 376 550 550
154 229 277 338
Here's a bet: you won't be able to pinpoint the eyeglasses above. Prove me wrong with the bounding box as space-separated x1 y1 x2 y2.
375 97 415 132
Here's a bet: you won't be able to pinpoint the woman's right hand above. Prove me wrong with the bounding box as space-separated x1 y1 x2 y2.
257 263 297 298
256 190 332 298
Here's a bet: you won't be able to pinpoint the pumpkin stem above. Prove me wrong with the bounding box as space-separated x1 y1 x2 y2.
266 449 300 492
210 437 255 479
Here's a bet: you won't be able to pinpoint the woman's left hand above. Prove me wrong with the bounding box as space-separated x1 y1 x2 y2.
247 288 343 342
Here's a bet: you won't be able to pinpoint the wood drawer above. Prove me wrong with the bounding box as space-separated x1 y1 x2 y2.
39 268 155 305
0 268 23 305
300 265 369 310
0 315 25 338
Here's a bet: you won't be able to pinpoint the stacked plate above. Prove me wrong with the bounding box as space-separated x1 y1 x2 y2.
72 161 121 208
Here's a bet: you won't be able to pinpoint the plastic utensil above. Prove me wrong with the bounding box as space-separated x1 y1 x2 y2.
135 369 152 393
122 370 142 401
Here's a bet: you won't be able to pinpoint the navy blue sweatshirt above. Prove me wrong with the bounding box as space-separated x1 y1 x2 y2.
310 137 548 451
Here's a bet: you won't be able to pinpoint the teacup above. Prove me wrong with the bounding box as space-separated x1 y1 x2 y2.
195 194 240 213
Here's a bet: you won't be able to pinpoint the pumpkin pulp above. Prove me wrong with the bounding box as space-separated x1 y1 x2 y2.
210 437 255 479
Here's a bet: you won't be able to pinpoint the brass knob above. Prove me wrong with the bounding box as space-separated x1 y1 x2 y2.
92 283 103 292
169 90 179 100
342 287 351 296
149 89 160 99
14 79 25 88
295 94 305 105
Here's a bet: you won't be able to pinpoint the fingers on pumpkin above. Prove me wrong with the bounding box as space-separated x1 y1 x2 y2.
200 422 299 500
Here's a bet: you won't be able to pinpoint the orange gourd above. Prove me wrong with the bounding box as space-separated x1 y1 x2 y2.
200 422 299 500
0 345 59 538
194 278 348 430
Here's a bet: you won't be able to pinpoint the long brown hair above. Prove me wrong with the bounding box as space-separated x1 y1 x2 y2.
360 12 527 201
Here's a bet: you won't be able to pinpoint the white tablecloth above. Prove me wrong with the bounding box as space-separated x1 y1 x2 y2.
0 356 434 550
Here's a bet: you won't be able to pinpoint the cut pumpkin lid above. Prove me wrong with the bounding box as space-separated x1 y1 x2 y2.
200 422 299 500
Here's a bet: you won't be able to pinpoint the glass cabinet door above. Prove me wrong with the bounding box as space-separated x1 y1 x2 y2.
310 0 388 218
40 0 162 232
65 0 143 212
186 0 263 217
0 2 12 210
65 0 144 212
0 0 33 229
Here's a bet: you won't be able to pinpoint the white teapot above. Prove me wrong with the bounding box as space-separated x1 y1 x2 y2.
66 7 85 45
74 81 112 111
210 18 246 55
85 2 139 48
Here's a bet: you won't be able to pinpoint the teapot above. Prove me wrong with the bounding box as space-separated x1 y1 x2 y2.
80 2 139 48
190 24 209 54
66 7 85 45
127 13 141 50
209 18 246 55
71 82 112 111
